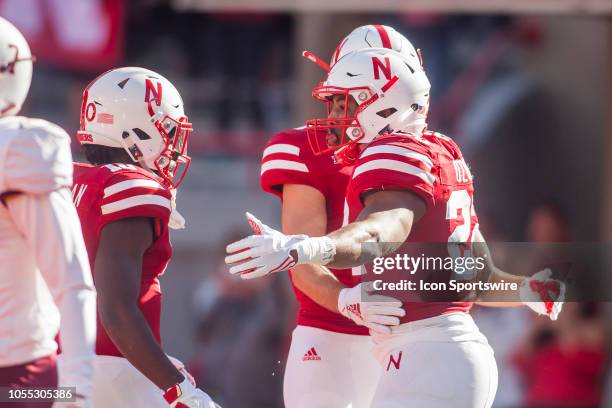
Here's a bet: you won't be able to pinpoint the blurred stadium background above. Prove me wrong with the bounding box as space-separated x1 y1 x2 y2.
2 0 611 407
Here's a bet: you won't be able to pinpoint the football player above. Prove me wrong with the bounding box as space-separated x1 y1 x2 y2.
0 17 96 407
72 67 218 407
260 25 422 408
227 47 564 407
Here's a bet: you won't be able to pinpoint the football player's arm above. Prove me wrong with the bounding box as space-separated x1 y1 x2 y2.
227 189 425 273
324 189 426 269
472 229 565 320
322 195 562 314
471 228 523 307
4 189 96 398
282 184 345 313
95 217 184 390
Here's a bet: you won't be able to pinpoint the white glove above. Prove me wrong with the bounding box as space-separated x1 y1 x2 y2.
519 268 565 320
338 283 406 335
225 212 336 279
163 378 219 408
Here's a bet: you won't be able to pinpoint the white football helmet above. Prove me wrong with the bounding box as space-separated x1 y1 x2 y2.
331 24 422 70
77 67 192 187
306 48 430 156
303 24 423 73
0 17 34 117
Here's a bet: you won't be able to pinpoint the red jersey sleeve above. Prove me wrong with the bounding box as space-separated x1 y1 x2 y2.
350 135 436 208
99 167 172 226
260 128 325 199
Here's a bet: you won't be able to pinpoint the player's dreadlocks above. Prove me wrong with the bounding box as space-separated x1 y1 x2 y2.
83 144 134 166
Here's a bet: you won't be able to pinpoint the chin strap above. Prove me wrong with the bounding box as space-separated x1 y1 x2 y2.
334 142 361 166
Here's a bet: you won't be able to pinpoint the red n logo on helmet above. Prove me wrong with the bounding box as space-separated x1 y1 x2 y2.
372 57 392 80
145 79 163 116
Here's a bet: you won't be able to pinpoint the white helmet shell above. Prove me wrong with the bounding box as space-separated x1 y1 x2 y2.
77 67 192 187
331 25 423 71
0 17 33 117
308 48 430 149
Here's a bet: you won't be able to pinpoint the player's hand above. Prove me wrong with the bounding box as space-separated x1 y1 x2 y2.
225 212 336 279
338 282 406 335
163 378 220 408
519 268 565 320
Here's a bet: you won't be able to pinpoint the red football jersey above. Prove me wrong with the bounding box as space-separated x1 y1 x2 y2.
346 131 477 323
260 127 367 335
71 162 173 356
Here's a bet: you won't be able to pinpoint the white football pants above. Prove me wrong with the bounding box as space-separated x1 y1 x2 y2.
284 325 380 408
87 355 181 407
370 313 498 408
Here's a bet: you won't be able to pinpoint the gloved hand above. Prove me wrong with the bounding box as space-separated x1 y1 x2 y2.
519 268 565 320
338 282 406 334
163 378 219 408
225 212 335 279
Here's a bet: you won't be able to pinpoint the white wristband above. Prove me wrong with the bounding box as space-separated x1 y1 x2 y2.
304 236 336 265
337 287 350 317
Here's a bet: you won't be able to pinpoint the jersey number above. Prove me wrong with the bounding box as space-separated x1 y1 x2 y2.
446 189 478 279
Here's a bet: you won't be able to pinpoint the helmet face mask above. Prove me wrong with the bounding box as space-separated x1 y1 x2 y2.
306 85 374 156
76 67 193 188
152 115 192 188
